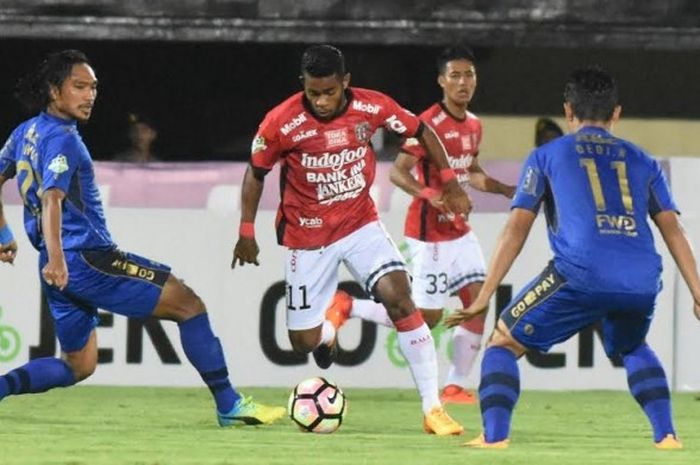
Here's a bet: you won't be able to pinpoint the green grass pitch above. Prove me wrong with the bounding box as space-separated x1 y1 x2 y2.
1 386 697 465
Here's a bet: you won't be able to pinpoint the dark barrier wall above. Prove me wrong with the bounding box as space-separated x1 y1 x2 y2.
1 40 700 161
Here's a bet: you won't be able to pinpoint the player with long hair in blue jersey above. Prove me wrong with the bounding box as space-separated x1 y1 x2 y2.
446 66 700 449
0 50 285 426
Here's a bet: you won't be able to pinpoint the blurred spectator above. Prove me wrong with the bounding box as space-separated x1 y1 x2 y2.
535 117 564 147
113 112 160 162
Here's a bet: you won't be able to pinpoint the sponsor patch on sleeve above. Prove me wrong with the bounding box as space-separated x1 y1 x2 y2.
47 154 69 175
251 135 267 154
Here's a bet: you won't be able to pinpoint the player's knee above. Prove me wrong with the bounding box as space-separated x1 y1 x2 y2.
384 293 415 322
420 309 443 329
67 357 96 382
461 313 485 334
288 330 318 354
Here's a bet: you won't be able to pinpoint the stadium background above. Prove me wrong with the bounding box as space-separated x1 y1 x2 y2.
1 0 700 390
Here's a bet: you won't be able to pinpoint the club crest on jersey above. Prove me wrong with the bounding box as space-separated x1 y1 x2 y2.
47 154 69 176
251 135 267 154
354 122 371 144
324 128 349 148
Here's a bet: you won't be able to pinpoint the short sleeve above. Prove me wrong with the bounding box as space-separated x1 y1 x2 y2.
0 132 18 179
378 94 421 138
40 134 81 193
648 159 678 216
250 111 283 171
512 149 546 212
400 136 426 159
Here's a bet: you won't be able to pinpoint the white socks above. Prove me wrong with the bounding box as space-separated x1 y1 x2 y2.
318 319 337 346
350 299 394 328
444 326 483 388
397 323 440 413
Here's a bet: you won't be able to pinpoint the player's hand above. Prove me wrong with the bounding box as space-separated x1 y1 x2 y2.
442 180 472 216
502 184 517 199
445 301 488 328
0 240 18 264
232 236 260 268
42 255 68 290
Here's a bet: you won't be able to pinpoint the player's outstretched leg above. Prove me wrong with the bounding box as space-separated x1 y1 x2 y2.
622 343 681 449
464 346 519 448
155 275 285 426
0 357 76 401
311 290 354 369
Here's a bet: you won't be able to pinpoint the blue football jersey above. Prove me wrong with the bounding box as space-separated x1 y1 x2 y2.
512 126 677 293
0 112 114 251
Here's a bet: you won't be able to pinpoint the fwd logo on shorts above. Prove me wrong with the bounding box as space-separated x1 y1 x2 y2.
299 217 323 228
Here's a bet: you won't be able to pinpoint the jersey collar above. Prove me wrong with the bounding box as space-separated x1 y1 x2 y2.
40 111 77 126
438 101 467 122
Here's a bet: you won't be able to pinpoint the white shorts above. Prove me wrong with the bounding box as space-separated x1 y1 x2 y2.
404 231 486 310
285 221 407 330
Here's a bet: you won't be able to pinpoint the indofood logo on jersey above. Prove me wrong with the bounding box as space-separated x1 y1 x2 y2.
301 147 368 171
301 147 369 205
280 112 307 136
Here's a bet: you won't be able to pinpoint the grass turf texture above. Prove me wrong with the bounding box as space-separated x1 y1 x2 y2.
1 386 697 465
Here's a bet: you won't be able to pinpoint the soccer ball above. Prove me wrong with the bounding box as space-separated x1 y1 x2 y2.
288 377 347 433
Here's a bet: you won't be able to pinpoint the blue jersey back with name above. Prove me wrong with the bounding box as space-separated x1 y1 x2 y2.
512 126 677 293
0 112 114 251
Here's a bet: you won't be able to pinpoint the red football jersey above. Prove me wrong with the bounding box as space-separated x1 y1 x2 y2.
252 87 421 248
402 103 482 242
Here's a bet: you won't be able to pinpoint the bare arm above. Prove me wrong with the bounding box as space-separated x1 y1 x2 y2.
41 188 68 289
0 175 18 264
232 165 266 268
417 125 471 214
653 210 700 319
446 208 536 326
467 157 516 198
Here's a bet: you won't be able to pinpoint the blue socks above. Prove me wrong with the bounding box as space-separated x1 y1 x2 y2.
179 313 240 413
479 346 520 442
623 343 675 442
0 357 76 400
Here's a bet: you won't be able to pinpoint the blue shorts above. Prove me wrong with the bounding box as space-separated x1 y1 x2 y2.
40 248 171 352
500 262 656 358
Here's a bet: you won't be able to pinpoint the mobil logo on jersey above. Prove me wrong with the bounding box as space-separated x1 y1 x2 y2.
352 100 381 115
280 112 307 136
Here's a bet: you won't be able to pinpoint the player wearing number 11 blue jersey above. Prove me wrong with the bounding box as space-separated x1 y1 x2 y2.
447 66 700 449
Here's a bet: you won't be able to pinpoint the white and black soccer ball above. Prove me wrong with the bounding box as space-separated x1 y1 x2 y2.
288 377 347 433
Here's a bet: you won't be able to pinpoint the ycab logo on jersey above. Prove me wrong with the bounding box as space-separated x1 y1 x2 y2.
281 112 308 136
299 217 323 228
352 100 380 115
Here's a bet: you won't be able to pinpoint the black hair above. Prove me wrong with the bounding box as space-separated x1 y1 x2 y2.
14 49 90 114
535 117 564 147
563 66 618 122
437 45 476 74
300 44 346 78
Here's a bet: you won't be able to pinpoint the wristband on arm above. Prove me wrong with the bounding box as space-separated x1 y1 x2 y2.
239 222 255 239
0 224 14 245
439 168 457 183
